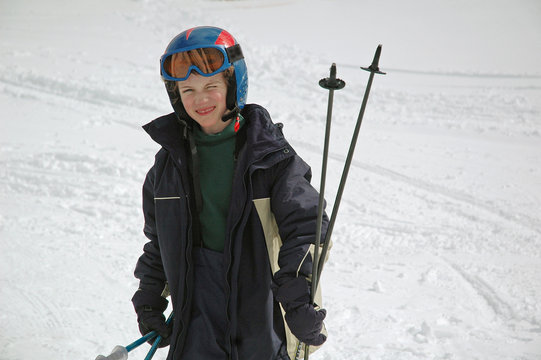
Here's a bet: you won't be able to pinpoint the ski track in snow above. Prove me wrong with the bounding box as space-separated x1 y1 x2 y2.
0 66 163 130
293 138 541 238
445 261 517 322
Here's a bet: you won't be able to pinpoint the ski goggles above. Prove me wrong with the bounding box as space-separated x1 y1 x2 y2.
160 44 243 81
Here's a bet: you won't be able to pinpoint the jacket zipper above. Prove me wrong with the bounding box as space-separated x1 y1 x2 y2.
176 192 193 356
224 145 293 360
224 154 240 360
169 158 194 359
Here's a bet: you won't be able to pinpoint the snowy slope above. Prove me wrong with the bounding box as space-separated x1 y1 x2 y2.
1 0 540 359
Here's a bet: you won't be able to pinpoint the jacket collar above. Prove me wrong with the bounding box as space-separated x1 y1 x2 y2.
240 104 289 166
142 104 290 168
142 112 184 152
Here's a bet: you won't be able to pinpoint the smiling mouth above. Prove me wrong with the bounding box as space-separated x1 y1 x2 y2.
196 106 215 116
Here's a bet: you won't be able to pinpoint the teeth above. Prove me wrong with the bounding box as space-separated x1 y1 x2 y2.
197 106 215 115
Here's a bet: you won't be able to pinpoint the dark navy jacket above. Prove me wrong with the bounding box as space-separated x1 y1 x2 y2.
132 104 327 360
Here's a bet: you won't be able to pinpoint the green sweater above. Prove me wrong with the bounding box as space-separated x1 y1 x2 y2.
194 116 245 252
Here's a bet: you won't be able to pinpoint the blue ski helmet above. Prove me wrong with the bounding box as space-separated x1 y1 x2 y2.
160 26 248 121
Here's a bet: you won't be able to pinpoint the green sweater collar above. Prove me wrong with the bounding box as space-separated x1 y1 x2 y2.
194 114 245 145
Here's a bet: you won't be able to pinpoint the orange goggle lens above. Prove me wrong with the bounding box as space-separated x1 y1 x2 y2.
162 47 226 80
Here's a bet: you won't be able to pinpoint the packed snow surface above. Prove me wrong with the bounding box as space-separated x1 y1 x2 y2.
1 0 540 359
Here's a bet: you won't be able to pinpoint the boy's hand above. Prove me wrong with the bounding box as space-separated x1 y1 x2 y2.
273 277 327 346
132 289 171 347
135 305 172 347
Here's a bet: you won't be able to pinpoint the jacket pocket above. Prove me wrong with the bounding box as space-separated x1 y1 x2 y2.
154 195 186 240
154 196 182 200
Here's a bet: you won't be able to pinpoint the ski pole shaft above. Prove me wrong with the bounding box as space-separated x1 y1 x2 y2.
315 45 385 286
124 331 158 353
143 338 161 360
310 63 345 303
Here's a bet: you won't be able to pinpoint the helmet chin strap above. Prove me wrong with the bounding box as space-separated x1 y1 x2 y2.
221 105 240 122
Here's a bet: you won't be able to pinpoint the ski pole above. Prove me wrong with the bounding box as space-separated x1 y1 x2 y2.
295 63 345 360
95 312 173 360
125 331 159 352
315 45 385 287
310 63 345 304
299 45 385 360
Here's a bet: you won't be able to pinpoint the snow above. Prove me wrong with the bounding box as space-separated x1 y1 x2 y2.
1 0 540 359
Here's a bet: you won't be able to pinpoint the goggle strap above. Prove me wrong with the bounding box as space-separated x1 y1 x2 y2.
226 44 244 63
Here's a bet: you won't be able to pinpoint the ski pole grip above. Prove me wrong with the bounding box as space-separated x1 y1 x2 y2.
319 63 346 90
95 345 128 360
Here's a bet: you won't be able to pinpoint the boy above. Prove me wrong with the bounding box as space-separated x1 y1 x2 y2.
132 26 327 360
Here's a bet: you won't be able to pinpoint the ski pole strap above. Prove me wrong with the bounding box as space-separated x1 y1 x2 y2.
294 341 303 360
293 341 312 360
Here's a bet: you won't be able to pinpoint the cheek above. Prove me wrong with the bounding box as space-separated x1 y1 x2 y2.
180 94 194 112
215 89 228 106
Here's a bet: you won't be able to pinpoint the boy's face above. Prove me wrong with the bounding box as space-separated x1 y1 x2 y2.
178 72 230 134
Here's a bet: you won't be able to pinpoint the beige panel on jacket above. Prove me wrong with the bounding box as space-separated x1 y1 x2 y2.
253 197 330 359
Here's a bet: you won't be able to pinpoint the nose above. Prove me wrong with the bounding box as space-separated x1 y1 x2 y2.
193 91 209 106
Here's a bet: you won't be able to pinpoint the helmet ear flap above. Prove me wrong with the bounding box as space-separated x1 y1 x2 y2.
226 80 237 111
223 66 237 111
165 80 192 126
165 80 180 105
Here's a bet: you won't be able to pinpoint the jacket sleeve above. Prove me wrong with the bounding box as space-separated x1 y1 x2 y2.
270 154 329 286
132 165 168 309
